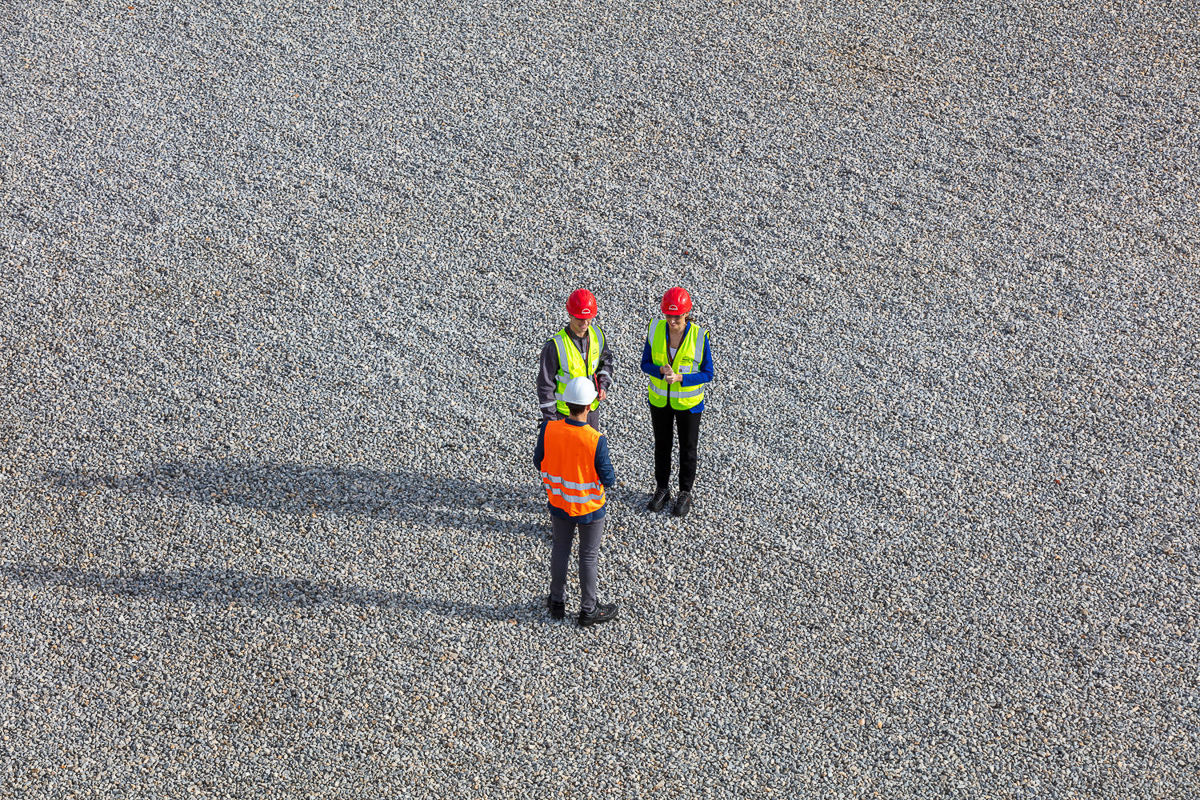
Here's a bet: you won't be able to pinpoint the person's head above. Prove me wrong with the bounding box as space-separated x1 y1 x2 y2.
566 288 598 336
562 376 597 419
568 316 592 337
661 286 692 334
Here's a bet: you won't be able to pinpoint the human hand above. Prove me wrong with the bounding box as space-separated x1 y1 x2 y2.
597 388 607 401
668 372 682 384
660 365 673 376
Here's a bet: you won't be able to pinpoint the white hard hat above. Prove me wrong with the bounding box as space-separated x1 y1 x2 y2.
563 376 598 406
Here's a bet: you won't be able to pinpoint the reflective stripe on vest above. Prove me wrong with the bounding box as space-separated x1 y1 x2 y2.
540 420 606 516
647 320 706 410
553 324 604 415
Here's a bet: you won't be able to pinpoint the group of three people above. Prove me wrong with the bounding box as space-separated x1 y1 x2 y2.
534 286 715 627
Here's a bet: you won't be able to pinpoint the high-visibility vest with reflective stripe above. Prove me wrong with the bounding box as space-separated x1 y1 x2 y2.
540 420 606 517
552 324 605 416
647 320 706 410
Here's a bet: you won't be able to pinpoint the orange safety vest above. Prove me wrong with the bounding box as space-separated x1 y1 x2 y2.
540 420 606 517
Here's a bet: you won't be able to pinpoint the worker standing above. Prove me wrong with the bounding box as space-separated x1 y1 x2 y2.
537 289 614 430
642 287 714 518
534 376 620 627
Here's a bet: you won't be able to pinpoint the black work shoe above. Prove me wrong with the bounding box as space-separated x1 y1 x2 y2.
548 597 565 620
578 602 619 627
646 487 671 512
672 491 694 517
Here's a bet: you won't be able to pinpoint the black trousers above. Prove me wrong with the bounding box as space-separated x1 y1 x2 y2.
650 404 702 493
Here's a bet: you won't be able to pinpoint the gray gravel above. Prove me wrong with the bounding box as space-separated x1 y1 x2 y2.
2 0 1198 797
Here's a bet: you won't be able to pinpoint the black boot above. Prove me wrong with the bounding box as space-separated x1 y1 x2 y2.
646 487 671 512
578 602 619 627
672 491 693 517
547 596 565 620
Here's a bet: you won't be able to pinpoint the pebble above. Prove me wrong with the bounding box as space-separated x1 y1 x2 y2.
1 1 1196 797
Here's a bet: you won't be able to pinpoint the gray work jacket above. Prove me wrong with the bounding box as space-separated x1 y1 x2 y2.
536 326 614 420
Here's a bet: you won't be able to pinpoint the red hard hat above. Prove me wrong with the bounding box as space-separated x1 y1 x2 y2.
566 289 598 319
661 286 692 315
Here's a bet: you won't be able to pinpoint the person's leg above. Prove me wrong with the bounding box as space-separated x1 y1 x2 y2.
586 407 600 430
650 403 675 490
549 515 576 604
576 517 605 614
677 409 703 492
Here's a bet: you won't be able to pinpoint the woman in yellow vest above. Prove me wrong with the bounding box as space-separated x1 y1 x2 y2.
641 287 714 518
533 377 619 627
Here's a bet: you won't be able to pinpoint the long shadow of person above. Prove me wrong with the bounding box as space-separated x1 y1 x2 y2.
46 460 548 540
36 461 557 622
0 563 550 623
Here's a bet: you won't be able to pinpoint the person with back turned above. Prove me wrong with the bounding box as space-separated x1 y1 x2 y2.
534 376 619 627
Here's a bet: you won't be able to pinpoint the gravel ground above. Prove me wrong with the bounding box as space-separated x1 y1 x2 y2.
2 0 1198 797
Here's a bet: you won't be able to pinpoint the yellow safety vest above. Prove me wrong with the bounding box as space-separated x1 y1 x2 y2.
647 320 706 410
552 324 605 415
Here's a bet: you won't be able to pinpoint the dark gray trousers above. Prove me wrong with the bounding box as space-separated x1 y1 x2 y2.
549 515 605 614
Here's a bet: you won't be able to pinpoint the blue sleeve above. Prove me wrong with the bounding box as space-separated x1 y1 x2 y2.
641 339 659 378
533 420 547 470
594 435 616 487
681 332 714 386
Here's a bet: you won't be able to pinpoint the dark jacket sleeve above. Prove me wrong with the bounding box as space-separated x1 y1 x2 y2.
533 419 548 470
537 340 561 420
596 331 615 392
641 338 658 378
594 434 616 487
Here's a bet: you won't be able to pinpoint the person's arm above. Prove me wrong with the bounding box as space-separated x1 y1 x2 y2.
533 419 548 470
595 331 614 398
644 332 679 381
594 434 616 487
536 340 560 420
640 339 659 379
596 332 614 394
681 332 714 386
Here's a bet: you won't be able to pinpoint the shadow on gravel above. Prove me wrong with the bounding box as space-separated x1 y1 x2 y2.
46 461 546 537
0 563 551 624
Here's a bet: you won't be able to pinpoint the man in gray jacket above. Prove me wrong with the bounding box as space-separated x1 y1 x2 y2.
536 288 614 429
